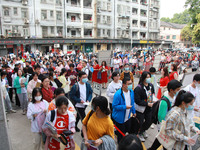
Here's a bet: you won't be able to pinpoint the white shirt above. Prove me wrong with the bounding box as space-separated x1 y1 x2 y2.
123 90 131 122
114 59 120 69
107 81 122 103
82 67 89 76
184 84 200 117
27 100 49 133
75 82 86 108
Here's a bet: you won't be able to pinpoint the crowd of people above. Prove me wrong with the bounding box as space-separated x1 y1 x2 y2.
1 48 200 150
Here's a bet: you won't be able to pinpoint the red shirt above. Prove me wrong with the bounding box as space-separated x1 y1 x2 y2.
48 111 71 150
41 86 54 103
169 71 178 81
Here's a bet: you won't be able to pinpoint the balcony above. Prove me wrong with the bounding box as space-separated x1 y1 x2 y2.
66 19 81 28
4 16 12 23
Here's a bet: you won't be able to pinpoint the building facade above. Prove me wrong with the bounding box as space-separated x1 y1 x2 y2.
160 21 191 48
0 0 161 55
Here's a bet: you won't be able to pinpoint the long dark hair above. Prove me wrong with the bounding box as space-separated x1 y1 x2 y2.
32 88 43 103
162 67 169 77
91 96 110 115
172 64 177 71
41 76 49 88
101 61 107 67
174 90 194 107
139 71 151 84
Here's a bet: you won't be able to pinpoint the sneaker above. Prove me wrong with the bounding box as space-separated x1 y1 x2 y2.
143 131 148 139
75 127 80 132
9 109 16 113
151 124 154 129
139 134 145 142
22 111 26 115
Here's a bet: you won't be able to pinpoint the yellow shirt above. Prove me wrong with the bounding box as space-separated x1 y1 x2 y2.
82 111 114 140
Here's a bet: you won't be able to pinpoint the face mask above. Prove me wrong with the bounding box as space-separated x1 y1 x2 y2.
125 68 129 71
127 84 133 90
53 75 57 79
151 75 155 77
146 78 151 84
82 78 88 83
174 91 179 97
35 96 42 101
186 105 194 111
195 58 198 61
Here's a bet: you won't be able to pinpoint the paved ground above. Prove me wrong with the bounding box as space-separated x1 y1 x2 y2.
6 69 199 150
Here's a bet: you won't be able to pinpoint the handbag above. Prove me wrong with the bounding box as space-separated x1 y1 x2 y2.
97 71 101 80
156 111 180 149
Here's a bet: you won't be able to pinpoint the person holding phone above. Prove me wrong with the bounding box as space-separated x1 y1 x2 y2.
112 78 136 143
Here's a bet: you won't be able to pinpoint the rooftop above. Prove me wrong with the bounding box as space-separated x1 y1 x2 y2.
160 21 186 29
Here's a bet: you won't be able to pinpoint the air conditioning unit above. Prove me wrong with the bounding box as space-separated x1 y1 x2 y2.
22 0 28 5
24 19 29 24
35 19 40 24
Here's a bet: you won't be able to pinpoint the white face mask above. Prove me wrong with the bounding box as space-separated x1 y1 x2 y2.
35 96 42 101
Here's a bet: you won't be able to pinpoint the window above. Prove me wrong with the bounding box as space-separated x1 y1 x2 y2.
41 0 46 3
13 7 18 15
21 8 28 18
97 29 101 37
4 7 10 16
97 15 100 23
56 0 62 5
50 27 54 34
107 16 111 24
50 10 54 17
42 27 48 37
41 10 47 19
56 11 62 20
71 30 76 36
57 27 63 36
172 35 176 39
23 27 29 37
107 30 110 37
166 35 170 39
161 36 163 39
71 16 76 21
103 29 105 35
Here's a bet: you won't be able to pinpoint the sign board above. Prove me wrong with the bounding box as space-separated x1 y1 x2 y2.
153 54 161 72
93 82 102 96
98 50 112 66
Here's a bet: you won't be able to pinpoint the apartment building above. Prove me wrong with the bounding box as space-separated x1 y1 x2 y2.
0 0 161 54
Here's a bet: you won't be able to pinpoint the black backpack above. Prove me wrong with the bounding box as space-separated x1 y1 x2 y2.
151 96 171 124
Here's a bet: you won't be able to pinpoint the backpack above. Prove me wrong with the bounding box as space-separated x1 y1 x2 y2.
83 67 92 80
151 96 171 124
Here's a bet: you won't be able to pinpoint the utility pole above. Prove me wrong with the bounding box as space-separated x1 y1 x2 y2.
93 0 97 38
64 0 66 38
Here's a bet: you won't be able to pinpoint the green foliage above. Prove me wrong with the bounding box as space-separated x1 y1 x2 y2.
181 25 193 41
192 14 200 44
161 17 171 22
161 10 191 24
185 0 200 24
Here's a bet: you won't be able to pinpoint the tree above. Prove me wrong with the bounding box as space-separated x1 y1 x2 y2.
181 25 193 41
192 14 200 44
185 0 200 24
161 10 191 24
170 10 191 24
161 17 171 22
